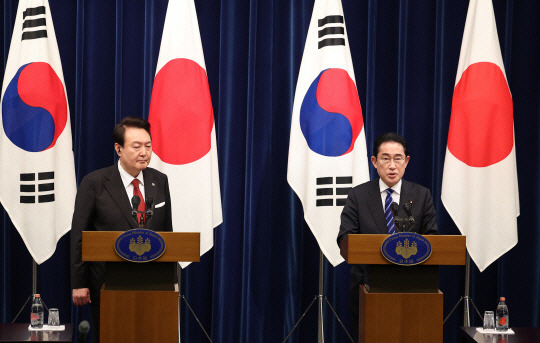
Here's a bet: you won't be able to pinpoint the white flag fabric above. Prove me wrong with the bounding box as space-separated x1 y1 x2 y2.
148 0 222 268
0 0 76 264
441 0 519 272
287 0 369 266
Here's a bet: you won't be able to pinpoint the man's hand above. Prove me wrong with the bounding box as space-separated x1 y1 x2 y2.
72 288 91 306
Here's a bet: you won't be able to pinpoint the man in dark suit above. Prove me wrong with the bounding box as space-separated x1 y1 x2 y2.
70 117 173 342
337 132 437 342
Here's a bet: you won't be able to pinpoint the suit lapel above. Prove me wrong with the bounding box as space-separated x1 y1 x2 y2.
367 179 388 234
104 165 138 229
399 179 412 208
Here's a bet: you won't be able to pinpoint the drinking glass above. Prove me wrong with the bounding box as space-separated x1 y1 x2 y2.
48 308 60 326
483 310 495 330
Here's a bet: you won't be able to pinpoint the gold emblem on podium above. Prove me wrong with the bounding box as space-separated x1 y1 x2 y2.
381 232 432 265
129 235 151 256
395 238 417 259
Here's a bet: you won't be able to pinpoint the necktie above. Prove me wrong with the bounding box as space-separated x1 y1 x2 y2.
384 188 397 234
132 179 145 225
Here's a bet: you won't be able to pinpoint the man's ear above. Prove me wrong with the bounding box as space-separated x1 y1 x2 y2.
114 143 122 156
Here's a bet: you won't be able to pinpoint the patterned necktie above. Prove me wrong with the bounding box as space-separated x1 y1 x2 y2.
384 188 397 234
132 179 145 225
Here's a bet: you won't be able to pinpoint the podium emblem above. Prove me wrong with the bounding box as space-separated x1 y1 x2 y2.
115 229 166 262
129 236 151 255
381 232 432 266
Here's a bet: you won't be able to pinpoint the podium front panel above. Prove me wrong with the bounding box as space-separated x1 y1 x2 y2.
359 285 443 343
345 234 466 265
82 231 200 262
100 290 179 343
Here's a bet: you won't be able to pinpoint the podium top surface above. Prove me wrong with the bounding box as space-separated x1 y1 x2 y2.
344 234 466 265
82 231 200 262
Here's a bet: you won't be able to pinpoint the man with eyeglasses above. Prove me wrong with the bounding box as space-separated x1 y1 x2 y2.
337 132 437 342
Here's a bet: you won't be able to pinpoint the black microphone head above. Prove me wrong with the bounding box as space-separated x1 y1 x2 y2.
403 201 413 216
78 320 90 334
145 196 154 220
146 196 153 209
131 195 140 210
391 202 399 216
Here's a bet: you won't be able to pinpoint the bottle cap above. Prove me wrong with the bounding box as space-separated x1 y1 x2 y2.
500 296 505 301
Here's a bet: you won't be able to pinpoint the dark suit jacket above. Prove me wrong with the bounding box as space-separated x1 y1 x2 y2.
337 178 437 288
70 165 173 298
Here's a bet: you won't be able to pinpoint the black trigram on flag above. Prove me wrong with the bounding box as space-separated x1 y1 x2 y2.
318 15 345 49
316 176 352 207
20 172 55 203
22 6 47 41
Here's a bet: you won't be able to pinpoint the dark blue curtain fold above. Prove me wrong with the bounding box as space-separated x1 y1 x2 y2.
2 1 540 342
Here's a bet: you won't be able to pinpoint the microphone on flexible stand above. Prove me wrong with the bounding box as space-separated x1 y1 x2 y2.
145 196 154 222
78 320 90 343
403 200 415 231
391 202 399 217
390 202 404 232
131 195 141 227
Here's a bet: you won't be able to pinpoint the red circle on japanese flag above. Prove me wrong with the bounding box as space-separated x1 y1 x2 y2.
148 58 214 165
448 62 513 167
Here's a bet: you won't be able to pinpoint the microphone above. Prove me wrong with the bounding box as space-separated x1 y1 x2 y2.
391 202 399 217
78 320 90 343
131 195 140 211
145 196 154 220
131 195 140 224
390 202 403 232
403 200 415 231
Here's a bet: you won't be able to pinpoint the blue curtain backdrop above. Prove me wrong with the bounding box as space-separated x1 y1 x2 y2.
1 0 540 342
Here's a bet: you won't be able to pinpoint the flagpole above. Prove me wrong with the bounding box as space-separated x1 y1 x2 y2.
283 251 353 343
32 260 37 295
317 252 324 342
443 251 482 326
12 260 48 323
178 264 181 343
463 253 472 326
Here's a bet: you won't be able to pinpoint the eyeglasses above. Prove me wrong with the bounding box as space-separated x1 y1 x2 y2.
378 156 406 165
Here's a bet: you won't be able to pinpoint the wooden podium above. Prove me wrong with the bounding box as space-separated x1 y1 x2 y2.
341 234 466 343
82 231 200 343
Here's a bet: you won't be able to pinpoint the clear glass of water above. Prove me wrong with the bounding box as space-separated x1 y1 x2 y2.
47 308 60 326
483 310 495 330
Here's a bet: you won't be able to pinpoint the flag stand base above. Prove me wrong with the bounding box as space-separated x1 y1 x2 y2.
12 260 49 323
177 264 213 342
443 252 482 326
282 251 353 343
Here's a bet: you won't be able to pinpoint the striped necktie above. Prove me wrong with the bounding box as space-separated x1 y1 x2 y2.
384 188 397 234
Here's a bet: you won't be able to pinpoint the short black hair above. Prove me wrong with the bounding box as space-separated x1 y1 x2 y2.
373 132 409 157
112 117 151 146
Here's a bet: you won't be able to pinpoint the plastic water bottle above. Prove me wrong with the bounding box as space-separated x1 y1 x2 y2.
495 296 509 331
30 294 44 328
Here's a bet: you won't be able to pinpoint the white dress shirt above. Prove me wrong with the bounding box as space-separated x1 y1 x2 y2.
117 161 146 203
378 178 402 210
